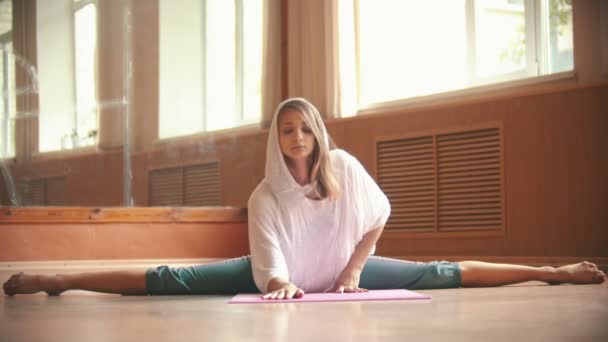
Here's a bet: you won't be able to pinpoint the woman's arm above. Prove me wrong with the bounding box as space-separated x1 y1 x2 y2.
248 192 292 295
330 225 384 292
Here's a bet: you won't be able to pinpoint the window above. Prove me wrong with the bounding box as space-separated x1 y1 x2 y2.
72 0 97 147
158 0 263 139
348 0 573 108
37 0 97 152
0 0 15 158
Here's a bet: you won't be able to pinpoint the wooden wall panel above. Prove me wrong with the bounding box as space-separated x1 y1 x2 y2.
0 162 15 205
13 151 124 206
372 85 608 258
134 129 266 207
4 83 607 262
215 133 262 206
0 222 249 262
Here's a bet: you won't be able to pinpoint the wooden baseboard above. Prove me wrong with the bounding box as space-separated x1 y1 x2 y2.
0 207 248 223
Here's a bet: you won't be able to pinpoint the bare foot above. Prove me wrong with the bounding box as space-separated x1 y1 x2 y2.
552 262 606 285
3 273 66 296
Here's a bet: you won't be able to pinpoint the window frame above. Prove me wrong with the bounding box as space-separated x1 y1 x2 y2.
157 0 262 140
70 0 98 149
0 31 15 159
466 0 539 86
35 0 98 153
352 0 574 113
0 0 10 158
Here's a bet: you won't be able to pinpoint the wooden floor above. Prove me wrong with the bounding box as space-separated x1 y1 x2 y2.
1 266 607 342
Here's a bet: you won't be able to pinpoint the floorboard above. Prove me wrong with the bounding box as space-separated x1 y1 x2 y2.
1 268 607 342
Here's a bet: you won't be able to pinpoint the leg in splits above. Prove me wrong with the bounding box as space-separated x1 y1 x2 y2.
3 270 147 296
3 256 258 296
458 261 606 287
358 257 605 291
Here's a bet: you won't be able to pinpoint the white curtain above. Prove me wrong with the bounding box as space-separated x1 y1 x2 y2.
286 0 358 119
335 0 357 118
262 0 357 121
261 0 282 126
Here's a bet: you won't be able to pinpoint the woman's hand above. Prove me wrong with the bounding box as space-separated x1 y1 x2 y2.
329 266 367 293
263 278 304 300
329 226 384 293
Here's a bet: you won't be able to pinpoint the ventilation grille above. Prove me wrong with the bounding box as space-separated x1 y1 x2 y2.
377 127 504 232
377 136 436 230
20 179 44 205
149 167 183 206
149 162 221 206
184 164 221 205
20 177 66 206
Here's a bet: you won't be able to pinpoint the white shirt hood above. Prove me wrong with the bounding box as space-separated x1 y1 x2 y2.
263 97 329 196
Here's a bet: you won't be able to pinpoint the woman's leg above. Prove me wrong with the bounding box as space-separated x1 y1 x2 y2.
459 261 606 287
3 270 146 296
359 257 606 290
359 257 462 290
146 256 258 295
3 256 258 296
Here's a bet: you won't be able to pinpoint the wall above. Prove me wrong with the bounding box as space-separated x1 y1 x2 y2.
0 207 249 261
2 82 606 262
1 0 607 262
348 83 608 259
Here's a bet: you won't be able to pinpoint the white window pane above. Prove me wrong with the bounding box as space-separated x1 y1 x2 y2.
475 0 527 79
206 0 236 131
357 0 467 105
7 118 15 158
242 0 262 123
0 0 11 35
338 0 357 117
159 0 263 138
353 0 573 110
7 43 15 121
546 0 572 73
158 0 205 139
0 48 9 157
1 41 16 158
37 0 75 152
74 3 97 146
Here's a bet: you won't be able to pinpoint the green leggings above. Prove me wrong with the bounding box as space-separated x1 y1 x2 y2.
145 255 461 295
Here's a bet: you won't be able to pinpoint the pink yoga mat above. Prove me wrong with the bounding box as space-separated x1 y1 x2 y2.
228 289 431 304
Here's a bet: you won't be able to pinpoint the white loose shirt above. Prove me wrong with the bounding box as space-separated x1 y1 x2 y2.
247 99 391 293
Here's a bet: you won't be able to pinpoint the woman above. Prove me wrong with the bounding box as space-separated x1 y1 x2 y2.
3 98 605 297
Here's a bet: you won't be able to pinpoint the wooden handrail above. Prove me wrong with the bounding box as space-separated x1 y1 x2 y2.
0 207 248 223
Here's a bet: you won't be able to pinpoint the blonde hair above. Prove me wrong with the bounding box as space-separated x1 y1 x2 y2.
278 99 340 201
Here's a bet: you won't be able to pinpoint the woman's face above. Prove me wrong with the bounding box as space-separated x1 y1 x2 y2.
278 109 317 162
